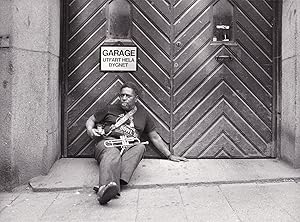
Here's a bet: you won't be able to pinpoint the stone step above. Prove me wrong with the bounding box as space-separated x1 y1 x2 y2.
29 158 300 192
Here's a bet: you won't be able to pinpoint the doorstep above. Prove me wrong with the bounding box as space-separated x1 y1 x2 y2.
29 158 300 192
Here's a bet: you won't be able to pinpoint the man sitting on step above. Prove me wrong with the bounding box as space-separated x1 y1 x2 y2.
86 82 187 205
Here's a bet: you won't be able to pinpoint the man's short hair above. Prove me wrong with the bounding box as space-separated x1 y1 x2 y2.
120 82 139 96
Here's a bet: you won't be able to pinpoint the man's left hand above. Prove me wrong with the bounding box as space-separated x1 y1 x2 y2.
168 154 188 162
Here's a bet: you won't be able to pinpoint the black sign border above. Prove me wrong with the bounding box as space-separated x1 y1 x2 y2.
99 45 138 72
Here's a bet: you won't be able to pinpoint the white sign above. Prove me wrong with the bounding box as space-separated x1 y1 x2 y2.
100 46 137 71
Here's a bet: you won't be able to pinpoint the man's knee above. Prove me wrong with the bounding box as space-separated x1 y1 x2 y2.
133 144 146 154
99 149 121 170
103 148 121 160
96 142 121 162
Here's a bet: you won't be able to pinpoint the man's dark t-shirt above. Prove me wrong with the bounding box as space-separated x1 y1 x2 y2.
94 104 155 139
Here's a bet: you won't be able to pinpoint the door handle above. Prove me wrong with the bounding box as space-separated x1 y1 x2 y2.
215 55 233 62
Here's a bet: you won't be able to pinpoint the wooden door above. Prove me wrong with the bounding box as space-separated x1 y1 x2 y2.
62 0 278 158
172 0 276 158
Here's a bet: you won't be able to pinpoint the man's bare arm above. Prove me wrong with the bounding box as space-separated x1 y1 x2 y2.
86 115 101 138
148 131 187 162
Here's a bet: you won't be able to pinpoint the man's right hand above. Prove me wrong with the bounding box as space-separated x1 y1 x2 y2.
86 115 103 139
87 128 101 138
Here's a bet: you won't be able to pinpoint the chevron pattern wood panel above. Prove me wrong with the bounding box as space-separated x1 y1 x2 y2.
65 0 172 157
64 0 276 158
172 0 274 158
130 0 173 158
66 0 109 157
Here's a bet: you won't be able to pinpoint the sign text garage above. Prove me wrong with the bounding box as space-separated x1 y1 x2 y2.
100 46 137 71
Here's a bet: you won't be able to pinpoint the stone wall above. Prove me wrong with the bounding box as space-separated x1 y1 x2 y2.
0 0 61 190
281 0 300 168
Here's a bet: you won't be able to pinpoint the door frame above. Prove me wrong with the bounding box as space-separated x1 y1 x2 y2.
272 0 282 158
60 0 70 157
59 0 283 158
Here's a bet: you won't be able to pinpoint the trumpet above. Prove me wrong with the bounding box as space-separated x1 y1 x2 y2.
104 135 149 156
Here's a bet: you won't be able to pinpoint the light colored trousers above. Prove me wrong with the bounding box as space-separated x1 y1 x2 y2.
94 138 145 192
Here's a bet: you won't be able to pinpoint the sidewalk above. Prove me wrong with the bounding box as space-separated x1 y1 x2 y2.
1 159 300 222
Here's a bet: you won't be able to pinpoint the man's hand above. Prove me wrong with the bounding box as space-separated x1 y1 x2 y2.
86 128 102 138
148 131 188 162
86 115 103 139
168 154 188 162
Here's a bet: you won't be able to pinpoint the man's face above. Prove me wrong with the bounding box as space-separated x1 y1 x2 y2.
119 87 138 111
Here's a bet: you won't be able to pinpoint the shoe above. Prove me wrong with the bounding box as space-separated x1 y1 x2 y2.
94 185 120 197
97 182 119 205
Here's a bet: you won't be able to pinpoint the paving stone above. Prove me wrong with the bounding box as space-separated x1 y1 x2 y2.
136 206 188 222
136 187 187 221
258 182 300 221
0 192 58 222
136 187 187 222
220 183 296 222
40 189 139 221
1 182 300 222
0 192 20 212
180 185 240 222
0 200 13 213
39 191 99 221
91 188 139 221
94 208 137 222
0 192 20 201
137 187 182 208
